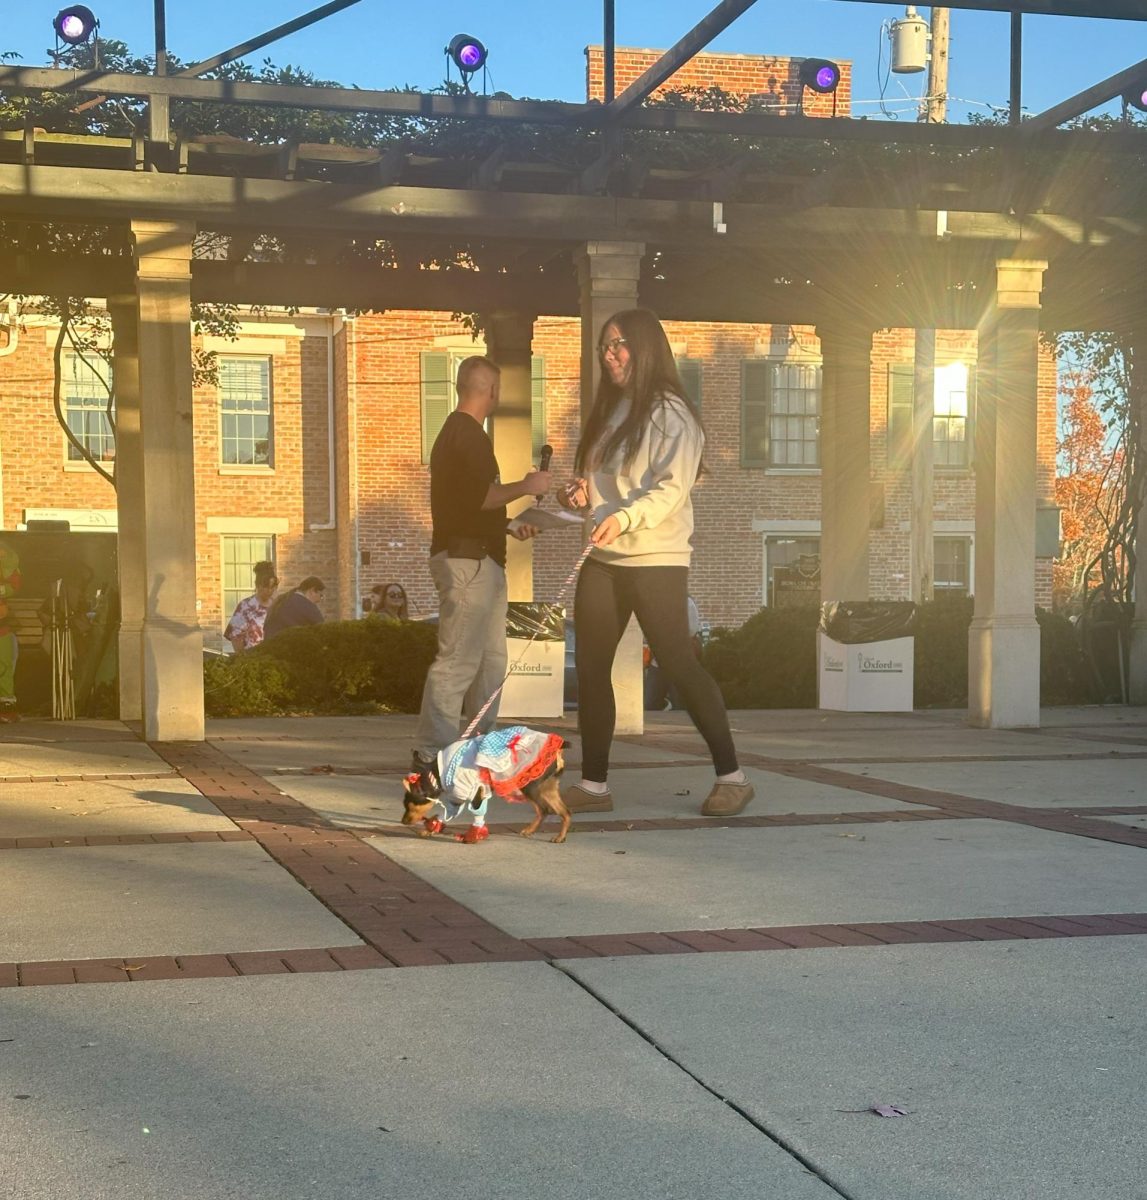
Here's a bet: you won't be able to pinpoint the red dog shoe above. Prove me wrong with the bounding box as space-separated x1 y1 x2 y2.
456 825 490 844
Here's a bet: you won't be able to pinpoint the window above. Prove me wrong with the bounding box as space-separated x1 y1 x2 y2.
420 351 546 464
221 535 275 637
933 362 972 469
887 362 974 470
676 357 702 410
934 537 970 595
742 360 821 468
64 352 115 462
219 357 273 467
766 536 821 607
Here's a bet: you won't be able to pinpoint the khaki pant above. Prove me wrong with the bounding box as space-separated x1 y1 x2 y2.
416 552 508 755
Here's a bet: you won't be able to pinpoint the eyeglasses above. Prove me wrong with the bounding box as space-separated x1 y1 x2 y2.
386 590 404 598
598 337 629 359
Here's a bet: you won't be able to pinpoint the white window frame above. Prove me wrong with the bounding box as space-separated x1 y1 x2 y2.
218 356 274 471
62 351 115 467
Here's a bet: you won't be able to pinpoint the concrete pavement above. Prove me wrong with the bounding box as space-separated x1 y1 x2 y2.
2 707 1145 1199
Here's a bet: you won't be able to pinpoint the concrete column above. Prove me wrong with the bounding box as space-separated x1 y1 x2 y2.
968 259 1047 728
576 241 645 734
576 241 644 424
1128 332 1147 704
108 296 144 723
911 329 936 603
817 324 872 603
131 220 204 742
485 312 537 603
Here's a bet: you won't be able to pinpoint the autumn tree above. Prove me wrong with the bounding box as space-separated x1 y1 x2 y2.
1054 369 1122 610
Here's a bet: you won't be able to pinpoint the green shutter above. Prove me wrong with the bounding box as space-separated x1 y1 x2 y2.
676 357 702 410
741 360 772 468
887 363 914 466
420 351 453 464
531 354 546 460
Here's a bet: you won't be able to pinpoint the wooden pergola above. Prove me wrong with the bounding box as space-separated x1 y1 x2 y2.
1 0 1145 738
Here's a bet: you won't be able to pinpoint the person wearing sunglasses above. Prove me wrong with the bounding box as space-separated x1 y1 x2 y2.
557 308 754 818
369 582 410 622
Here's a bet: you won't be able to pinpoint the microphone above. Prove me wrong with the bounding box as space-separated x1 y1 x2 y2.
536 444 553 505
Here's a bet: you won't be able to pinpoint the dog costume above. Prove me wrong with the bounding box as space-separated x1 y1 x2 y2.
421 726 564 840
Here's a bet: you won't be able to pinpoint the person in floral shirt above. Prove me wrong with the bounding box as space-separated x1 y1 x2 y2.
224 561 278 652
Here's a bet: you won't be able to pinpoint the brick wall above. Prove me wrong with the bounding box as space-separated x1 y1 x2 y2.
586 46 852 117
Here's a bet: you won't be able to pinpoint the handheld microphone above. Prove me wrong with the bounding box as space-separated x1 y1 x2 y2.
537 444 553 505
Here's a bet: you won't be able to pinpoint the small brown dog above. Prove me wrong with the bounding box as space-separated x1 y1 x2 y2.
401 729 571 844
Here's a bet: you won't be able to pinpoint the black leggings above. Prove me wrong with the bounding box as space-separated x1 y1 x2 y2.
574 557 739 782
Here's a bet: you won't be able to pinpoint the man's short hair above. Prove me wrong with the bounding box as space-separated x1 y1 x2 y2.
297 576 325 594
455 355 500 396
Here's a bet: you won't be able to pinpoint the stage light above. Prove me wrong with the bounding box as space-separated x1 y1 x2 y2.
447 34 488 75
1123 83 1147 113
53 4 98 45
798 58 840 95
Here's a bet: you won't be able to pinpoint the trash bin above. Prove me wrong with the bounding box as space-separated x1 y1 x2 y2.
499 602 566 719
817 600 916 712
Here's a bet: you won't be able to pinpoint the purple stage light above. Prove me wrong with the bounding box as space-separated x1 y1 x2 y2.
798 57 841 96
447 33 488 76
53 5 98 45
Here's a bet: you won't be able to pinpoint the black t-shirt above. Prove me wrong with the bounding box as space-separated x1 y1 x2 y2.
429 410 507 567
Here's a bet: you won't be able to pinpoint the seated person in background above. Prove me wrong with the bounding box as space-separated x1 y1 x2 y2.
369 582 410 622
263 576 325 641
224 560 279 652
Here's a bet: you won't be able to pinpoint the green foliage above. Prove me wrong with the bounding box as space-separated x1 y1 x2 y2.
204 651 294 717
702 606 819 709
704 598 1098 709
913 595 972 708
203 617 439 717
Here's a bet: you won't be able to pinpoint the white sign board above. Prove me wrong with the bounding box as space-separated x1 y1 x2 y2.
818 632 914 713
499 638 564 719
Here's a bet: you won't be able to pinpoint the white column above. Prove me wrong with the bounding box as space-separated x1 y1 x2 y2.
911 329 936 603
968 259 1047 728
817 324 872 603
576 242 645 734
108 296 144 723
485 311 537 603
132 220 205 742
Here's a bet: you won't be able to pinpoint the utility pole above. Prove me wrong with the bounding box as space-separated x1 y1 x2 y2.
924 7 949 123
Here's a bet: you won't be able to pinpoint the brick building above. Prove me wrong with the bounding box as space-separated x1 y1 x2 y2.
0 48 1058 652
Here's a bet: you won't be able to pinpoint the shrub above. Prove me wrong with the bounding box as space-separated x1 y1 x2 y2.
204 617 439 717
704 598 1099 710
702 606 819 708
204 652 294 717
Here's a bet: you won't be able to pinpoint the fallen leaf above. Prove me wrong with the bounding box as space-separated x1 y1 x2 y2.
674 789 691 796
871 1104 909 1117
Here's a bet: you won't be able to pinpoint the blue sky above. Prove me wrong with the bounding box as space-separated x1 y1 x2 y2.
4 2 1145 124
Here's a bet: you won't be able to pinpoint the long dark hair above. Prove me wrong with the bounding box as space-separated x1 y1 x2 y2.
575 308 702 474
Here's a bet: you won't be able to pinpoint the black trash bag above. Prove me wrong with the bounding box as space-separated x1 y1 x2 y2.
819 600 916 644
506 602 565 642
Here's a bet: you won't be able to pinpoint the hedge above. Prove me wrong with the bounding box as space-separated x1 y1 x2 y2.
701 598 1099 709
204 616 438 717
203 601 1099 717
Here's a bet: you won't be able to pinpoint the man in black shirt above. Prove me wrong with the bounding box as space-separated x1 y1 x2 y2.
415 356 550 758
263 577 325 640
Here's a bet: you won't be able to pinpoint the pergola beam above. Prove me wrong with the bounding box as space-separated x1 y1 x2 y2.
179 0 366 78
6 66 1147 151
601 0 760 120
1023 54 1147 130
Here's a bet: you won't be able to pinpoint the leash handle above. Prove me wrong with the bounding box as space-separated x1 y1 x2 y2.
462 540 594 739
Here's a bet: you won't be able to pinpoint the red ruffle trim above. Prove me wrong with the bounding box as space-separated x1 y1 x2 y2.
480 733 564 799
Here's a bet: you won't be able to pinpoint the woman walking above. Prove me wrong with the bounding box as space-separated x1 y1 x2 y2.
558 308 754 817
